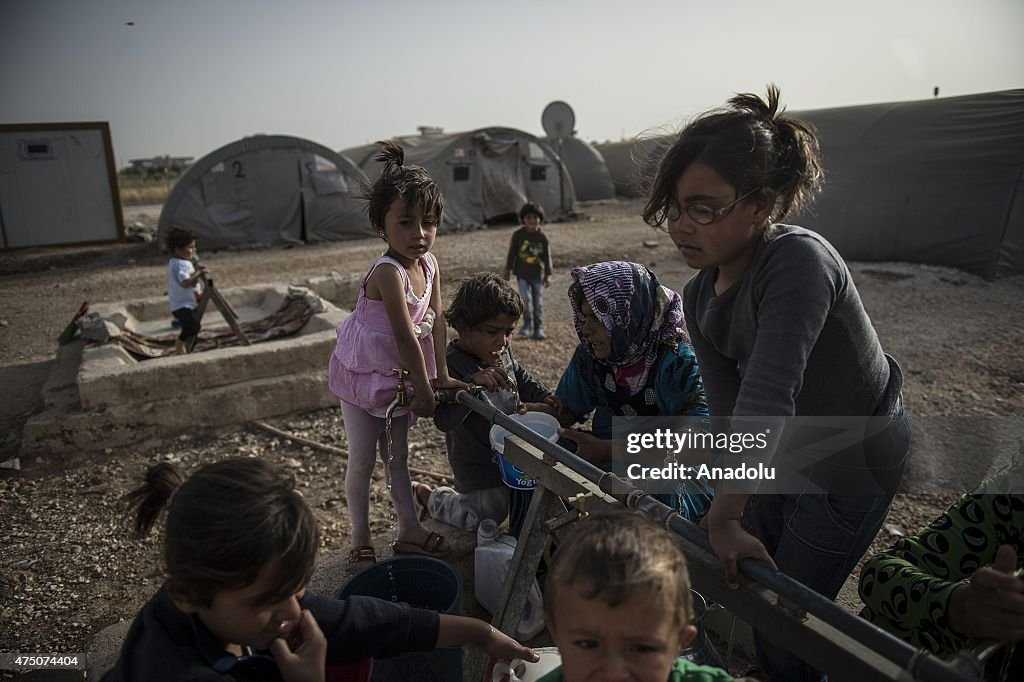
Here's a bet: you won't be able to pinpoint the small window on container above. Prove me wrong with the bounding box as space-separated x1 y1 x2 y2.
530 166 547 181
453 166 470 182
19 139 55 160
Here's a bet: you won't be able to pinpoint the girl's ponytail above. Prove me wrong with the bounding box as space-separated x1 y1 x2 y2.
727 84 782 122
374 140 406 175
643 84 823 229
124 461 184 538
361 141 444 230
729 84 824 221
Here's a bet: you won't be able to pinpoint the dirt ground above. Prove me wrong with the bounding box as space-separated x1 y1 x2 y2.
1 198 1022 669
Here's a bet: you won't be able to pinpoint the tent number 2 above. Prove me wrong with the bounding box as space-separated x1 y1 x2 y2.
232 161 245 178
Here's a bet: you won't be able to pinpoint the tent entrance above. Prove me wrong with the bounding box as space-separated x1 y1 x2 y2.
474 134 527 222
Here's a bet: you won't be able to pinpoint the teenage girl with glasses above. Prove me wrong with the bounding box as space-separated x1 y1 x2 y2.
643 85 911 682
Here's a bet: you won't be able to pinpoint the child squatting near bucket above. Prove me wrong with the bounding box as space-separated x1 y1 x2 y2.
421 272 563 533
102 457 538 682
534 511 757 682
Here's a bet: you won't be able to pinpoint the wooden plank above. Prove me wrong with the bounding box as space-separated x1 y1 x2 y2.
186 285 213 352
192 274 250 348
208 284 250 346
194 282 213 321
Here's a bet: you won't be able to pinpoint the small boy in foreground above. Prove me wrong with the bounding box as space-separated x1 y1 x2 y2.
538 511 749 682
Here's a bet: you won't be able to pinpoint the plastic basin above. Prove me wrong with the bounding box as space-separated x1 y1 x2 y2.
488 412 560 490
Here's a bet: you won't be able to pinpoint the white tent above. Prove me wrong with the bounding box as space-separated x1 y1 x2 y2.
158 135 372 250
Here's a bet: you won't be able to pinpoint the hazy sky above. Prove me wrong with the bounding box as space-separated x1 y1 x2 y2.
2 0 1021 167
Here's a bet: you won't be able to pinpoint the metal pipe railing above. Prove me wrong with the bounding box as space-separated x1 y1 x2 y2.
453 390 977 682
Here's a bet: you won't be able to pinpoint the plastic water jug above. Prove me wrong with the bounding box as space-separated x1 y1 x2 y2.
474 519 546 640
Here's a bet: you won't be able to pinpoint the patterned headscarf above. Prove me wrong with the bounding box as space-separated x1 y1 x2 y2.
569 261 687 395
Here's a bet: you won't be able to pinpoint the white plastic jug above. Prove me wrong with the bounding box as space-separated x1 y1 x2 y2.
474 519 546 640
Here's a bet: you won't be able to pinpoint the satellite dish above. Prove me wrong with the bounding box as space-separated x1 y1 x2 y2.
542 101 576 140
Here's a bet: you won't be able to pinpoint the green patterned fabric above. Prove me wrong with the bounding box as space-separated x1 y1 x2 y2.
859 458 1024 657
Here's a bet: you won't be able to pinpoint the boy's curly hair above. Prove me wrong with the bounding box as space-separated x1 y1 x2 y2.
165 226 195 253
445 272 523 332
544 511 694 629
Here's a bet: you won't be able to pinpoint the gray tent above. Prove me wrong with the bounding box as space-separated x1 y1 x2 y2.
344 127 576 231
542 136 615 201
158 135 372 250
597 90 1024 278
596 137 665 198
793 90 1024 279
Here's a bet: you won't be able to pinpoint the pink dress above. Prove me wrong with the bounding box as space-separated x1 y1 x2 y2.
328 254 437 417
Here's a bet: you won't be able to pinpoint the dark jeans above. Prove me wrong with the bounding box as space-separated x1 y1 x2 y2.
172 307 200 341
753 406 912 682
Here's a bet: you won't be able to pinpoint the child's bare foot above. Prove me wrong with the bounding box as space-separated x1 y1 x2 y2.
412 481 432 522
173 340 187 355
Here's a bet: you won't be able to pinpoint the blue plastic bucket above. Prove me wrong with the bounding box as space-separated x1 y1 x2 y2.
336 556 463 681
489 412 560 490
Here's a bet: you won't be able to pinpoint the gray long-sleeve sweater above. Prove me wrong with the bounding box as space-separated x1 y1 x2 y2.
683 224 891 419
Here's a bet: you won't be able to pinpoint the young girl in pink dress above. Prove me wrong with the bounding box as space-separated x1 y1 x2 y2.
328 142 465 571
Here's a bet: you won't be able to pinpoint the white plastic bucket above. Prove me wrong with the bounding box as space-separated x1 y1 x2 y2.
491 647 561 681
488 412 560 490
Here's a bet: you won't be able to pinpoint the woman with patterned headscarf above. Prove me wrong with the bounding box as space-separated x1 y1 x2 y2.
554 260 713 521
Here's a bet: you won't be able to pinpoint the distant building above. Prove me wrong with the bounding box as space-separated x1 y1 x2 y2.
122 155 194 177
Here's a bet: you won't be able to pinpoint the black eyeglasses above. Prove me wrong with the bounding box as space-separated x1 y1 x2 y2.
663 187 760 227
